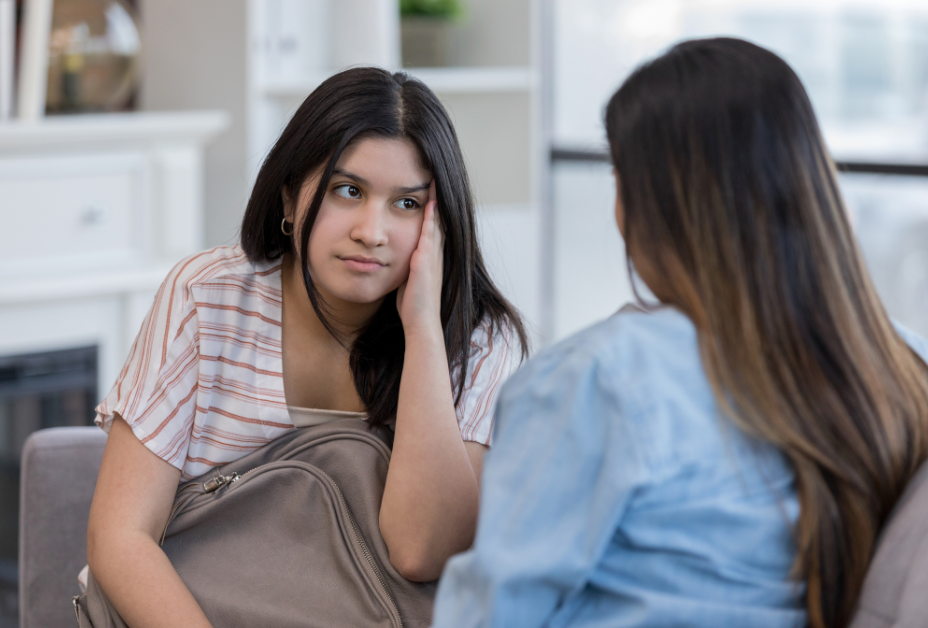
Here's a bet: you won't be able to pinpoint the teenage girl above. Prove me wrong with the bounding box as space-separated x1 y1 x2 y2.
85 67 528 627
432 38 928 628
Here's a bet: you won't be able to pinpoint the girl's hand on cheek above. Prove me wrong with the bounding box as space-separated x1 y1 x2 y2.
397 180 444 337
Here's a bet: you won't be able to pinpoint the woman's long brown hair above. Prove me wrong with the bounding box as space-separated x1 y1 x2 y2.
606 38 928 628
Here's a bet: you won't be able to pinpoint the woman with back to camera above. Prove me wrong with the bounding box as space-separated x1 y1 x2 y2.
431 38 928 628
84 67 527 627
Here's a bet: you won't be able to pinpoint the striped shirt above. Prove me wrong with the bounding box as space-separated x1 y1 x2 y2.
95 245 522 481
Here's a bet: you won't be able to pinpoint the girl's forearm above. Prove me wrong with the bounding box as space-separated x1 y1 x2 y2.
88 529 213 628
380 325 481 581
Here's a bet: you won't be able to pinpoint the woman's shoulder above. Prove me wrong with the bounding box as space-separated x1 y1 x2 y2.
513 305 699 384
467 316 523 359
166 245 276 288
894 321 928 364
160 245 282 309
500 306 716 454
497 306 776 485
457 317 525 399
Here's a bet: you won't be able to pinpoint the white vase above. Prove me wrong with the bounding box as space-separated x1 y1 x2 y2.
262 0 331 83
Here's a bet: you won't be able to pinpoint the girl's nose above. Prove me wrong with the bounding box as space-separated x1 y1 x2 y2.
350 201 388 247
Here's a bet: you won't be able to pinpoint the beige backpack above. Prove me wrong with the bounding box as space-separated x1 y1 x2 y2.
74 419 436 628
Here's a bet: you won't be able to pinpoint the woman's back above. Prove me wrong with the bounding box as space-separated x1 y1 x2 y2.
433 307 802 626
585 308 801 625
434 306 928 627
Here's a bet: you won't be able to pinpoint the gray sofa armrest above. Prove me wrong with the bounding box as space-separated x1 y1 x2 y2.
850 460 928 627
19 427 106 628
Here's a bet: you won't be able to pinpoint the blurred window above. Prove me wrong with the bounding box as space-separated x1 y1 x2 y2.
550 0 928 338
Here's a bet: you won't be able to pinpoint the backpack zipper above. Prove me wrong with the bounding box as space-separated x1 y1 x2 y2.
320 469 403 628
161 468 257 543
203 471 241 493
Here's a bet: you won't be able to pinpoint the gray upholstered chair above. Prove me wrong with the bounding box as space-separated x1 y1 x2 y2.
17 428 928 628
19 427 106 628
849 459 928 628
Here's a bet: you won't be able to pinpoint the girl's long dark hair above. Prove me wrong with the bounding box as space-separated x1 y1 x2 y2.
242 67 528 429
606 38 928 628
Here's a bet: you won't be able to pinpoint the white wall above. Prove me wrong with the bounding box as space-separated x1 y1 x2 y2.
551 161 635 342
476 204 543 347
138 0 249 248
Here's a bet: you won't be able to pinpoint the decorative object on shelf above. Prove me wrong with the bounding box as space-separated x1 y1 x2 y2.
17 0 53 120
399 0 463 68
45 0 141 114
0 0 14 120
259 0 330 86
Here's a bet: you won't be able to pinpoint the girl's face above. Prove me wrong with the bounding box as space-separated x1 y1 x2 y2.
286 137 432 309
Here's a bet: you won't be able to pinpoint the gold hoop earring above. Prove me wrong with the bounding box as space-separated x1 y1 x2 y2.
281 217 294 236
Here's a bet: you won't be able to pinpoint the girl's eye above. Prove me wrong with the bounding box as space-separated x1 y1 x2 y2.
333 184 361 199
394 198 419 211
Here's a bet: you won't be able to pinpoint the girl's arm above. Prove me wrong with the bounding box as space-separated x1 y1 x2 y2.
380 185 484 581
381 325 485 581
87 416 214 628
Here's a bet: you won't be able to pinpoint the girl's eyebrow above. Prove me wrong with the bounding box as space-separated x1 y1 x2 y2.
397 182 431 194
332 167 370 186
332 167 429 195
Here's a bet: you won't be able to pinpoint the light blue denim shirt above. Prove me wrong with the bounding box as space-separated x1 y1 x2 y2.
432 306 928 628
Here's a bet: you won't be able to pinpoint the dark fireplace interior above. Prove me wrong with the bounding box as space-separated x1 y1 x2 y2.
0 346 97 628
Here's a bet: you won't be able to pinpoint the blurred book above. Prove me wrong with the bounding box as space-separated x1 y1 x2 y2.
0 0 14 119
16 0 51 120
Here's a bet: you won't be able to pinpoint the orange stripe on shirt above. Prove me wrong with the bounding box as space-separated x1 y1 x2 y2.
139 382 199 445
194 404 291 429
195 302 282 327
199 354 283 377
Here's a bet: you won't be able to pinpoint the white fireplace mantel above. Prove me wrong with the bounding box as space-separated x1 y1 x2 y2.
0 110 229 398
0 110 229 152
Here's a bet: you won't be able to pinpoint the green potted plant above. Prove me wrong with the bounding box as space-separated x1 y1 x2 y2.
400 0 464 68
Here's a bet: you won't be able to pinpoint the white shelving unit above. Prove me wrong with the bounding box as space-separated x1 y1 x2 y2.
245 0 543 338
261 66 536 99
406 66 536 94
0 111 229 396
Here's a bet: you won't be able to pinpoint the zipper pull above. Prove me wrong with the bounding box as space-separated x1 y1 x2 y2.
203 472 240 493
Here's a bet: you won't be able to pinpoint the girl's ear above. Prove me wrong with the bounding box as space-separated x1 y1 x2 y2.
613 168 626 239
281 186 294 221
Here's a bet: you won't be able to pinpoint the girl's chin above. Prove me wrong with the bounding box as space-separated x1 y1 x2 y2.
318 286 395 308
311 271 402 308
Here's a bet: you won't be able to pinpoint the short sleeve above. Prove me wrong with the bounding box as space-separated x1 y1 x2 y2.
454 320 524 445
95 259 201 470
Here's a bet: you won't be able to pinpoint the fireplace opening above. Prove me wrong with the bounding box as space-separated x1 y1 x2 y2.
0 345 97 628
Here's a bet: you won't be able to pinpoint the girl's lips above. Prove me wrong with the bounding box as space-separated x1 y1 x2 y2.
340 256 385 272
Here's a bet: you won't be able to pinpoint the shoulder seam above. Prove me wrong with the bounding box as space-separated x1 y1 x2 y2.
184 246 253 288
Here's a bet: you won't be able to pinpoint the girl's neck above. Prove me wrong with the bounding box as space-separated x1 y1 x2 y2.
281 254 383 342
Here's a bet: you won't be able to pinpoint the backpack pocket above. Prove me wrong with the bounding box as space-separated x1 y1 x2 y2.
163 461 403 628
